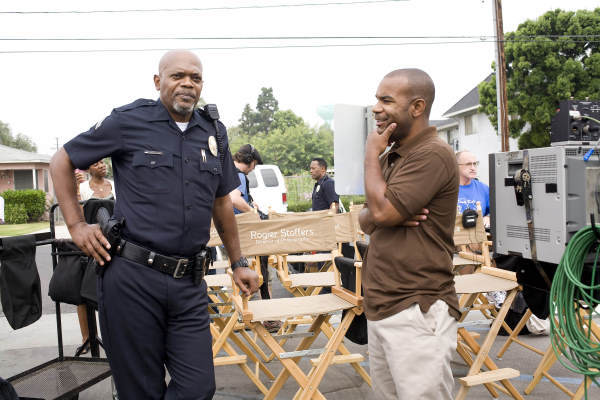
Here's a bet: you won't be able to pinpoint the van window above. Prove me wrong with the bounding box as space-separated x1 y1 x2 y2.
260 169 279 187
248 171 258 188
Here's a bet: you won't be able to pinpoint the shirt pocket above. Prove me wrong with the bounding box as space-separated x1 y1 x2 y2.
199 149 222 176
132 151 174 194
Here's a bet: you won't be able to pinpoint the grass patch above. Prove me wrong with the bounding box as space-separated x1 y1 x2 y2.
0 221 50 237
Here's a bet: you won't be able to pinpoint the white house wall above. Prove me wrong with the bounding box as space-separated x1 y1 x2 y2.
439 112 518 185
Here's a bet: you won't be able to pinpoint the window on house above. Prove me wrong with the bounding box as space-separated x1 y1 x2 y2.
465 115 476 135
44 170 49 192
14 170 34 190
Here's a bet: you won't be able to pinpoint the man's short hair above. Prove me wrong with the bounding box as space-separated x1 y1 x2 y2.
311 158 327 170
234 144 263 165
456 150 474 162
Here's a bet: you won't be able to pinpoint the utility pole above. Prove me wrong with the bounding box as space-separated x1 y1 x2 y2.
493 0 510 152
55 137 59 151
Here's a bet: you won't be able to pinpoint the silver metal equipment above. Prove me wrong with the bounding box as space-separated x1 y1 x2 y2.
490 146 600 264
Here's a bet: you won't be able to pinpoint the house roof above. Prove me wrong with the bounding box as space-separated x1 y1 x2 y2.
431 119 458 130
0 144 51 164
442 74 493 118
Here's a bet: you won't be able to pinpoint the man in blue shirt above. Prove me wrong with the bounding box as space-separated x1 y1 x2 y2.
50 50 259 400
456 150 490 227
230 144 262 214
310 158 339 212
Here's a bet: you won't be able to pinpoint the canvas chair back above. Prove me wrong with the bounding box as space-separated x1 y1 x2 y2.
269 209 332 219
453 202 487 246
269 210 356 244
207 212 261 247
237 214 337 257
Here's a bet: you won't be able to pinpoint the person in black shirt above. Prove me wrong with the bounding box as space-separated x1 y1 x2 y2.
310 157 339 212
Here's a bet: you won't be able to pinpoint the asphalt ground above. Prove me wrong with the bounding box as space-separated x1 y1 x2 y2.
1 238 599 399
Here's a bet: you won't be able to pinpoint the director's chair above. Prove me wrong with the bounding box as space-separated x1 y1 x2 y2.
454 267 524 400
228 216 370 399
523 306 600 399
269 210 360 297
226 215 370 397
204 211 277 394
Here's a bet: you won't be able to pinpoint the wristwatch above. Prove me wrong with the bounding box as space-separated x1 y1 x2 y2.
230 257 249 271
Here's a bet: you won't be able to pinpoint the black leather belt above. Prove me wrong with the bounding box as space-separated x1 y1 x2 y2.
117 240 204 279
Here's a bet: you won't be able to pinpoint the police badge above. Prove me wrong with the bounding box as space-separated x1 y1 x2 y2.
208 136 218 157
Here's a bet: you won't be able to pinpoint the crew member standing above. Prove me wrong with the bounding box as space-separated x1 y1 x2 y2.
360 68 459 399
230 144 262 214
310 157 339 212
50 50 259 400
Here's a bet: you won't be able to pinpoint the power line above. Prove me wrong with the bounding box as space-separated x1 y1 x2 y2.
0 0 407 15
1 39 598 54
2 35 600 41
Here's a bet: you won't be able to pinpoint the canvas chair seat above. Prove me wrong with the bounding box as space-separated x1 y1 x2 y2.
289 271 336 288
210 260 229 270
244 294 354 322
453 254 480 266
454 273 518 294
204 273 231 287
285 253 332 263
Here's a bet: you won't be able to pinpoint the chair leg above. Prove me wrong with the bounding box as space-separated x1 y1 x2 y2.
256 316 329 400
496 309 534 358
456 341 499 398
524 344 558 395
319 318 371 386
298 310 357 400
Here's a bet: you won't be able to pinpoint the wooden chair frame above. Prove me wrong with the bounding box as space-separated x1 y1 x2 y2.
454 267 524 400
524 307 600 399
205 257 274 395
228 261 371 400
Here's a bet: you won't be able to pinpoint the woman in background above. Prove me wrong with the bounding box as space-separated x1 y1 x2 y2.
75 159 115 354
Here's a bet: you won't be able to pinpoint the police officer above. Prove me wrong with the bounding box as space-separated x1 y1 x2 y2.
50 50 259 400
310 157 339 212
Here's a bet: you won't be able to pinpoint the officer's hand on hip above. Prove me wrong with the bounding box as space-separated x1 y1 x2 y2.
70 221 111 266
233 267 259 296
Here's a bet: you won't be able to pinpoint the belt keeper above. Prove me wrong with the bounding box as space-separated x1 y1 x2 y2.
116 239 126 255
148 251 156 266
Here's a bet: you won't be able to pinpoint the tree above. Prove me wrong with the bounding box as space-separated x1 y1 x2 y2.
0 120 38 152
230 123 333 175
238 87 280 135
478 8 600 149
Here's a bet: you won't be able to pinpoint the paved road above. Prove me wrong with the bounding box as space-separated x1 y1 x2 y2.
1 240 598 399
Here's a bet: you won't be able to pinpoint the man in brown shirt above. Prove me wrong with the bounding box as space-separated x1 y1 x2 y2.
360 68 459 400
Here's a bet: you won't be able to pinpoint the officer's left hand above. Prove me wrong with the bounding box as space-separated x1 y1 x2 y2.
233 267 259 296
366 122 396 156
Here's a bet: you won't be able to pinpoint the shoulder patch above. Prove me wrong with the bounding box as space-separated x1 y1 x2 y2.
95 115 107 130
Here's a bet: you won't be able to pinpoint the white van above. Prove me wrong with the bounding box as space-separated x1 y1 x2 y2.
247 164 288 214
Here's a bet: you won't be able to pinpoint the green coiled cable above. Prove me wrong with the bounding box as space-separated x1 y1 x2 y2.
550 225 600 398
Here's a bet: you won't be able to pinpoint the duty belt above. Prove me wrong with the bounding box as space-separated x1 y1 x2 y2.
117 240 205 279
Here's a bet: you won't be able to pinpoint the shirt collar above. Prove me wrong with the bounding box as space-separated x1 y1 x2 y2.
389 126 438 158
317 174 329 185
149 99 208 132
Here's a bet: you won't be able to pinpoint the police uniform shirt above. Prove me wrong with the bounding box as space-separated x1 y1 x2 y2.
64 99 240 257
311 174 339 211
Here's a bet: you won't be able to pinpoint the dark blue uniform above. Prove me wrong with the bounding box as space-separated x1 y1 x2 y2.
311 174 339 211
64 99 239 400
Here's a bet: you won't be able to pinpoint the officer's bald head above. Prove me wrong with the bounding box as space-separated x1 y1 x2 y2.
383 68 435 117
158 50 202 76
154 50 204 122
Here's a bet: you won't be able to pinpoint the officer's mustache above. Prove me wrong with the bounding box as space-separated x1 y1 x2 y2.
175 91 196 100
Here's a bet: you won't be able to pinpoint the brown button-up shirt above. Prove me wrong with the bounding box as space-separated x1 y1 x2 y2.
363 127 460 321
